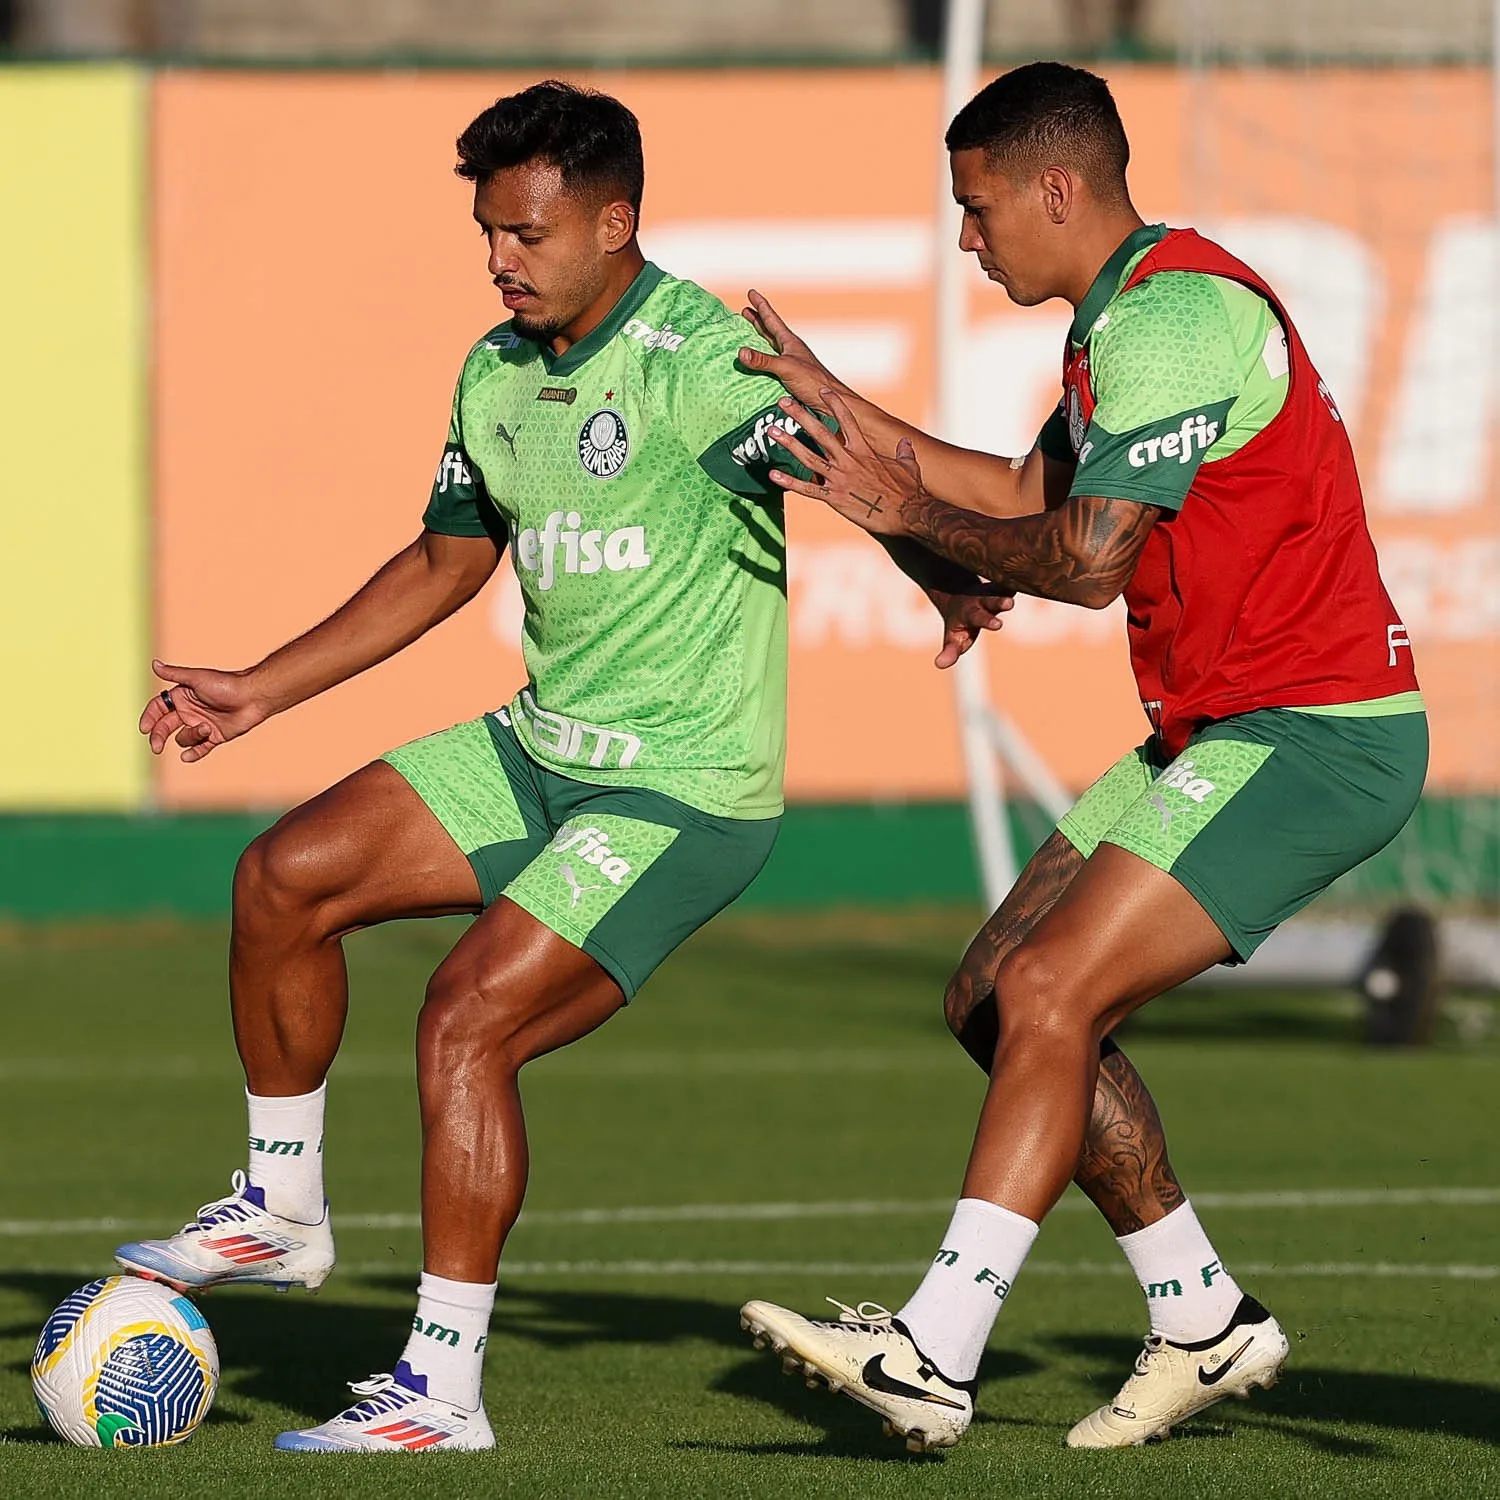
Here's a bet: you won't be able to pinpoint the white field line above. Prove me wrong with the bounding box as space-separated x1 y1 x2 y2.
3 1186 1498 1239
445 1259 1500 1281
8 1260 1497 1282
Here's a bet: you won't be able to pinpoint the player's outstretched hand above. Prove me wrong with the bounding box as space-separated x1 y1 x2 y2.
932 590 1014 670
139 659 270 763
767 390 919 537
738 290 843 411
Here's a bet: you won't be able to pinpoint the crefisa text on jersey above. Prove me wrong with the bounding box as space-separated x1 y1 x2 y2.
514 510 652 591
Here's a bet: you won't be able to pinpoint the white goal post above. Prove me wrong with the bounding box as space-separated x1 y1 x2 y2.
938 0 1074 911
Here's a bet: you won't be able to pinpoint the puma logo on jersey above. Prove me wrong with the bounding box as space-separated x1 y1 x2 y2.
514 510 652 591
623 316 686 352
1128 413 1220 469
550 825 632 885
733 412 802 468
559 863 605 907
1148 792 1178 831
494 422 521 456
1157 757 1216 804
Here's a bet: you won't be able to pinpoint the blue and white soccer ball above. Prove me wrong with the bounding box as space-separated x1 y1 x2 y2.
31 1275 219 1447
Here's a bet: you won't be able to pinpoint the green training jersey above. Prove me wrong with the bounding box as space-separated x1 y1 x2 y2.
423 262 798 820
1038 222 1290 511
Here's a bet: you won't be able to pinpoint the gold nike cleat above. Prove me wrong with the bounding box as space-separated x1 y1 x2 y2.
1067 1295 1289 1448
740 1296 975 1452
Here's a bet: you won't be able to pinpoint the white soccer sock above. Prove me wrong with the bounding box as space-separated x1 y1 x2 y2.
245 1084 326 1224
895 1198 1039 1383
1116 1200 1245 1343
397 1273 497 1411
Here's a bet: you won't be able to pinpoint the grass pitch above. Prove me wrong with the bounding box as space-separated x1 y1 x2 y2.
0 907 1496 1498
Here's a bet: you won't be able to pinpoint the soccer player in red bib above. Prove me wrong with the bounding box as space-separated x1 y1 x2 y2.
737 62 1426 1452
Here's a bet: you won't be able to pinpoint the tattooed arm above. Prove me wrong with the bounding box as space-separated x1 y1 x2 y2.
900 490 1158 610
768 391 1159 609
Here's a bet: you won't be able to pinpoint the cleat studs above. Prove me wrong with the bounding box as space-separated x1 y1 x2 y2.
906 1433 926 1454
882 1421 896 1439
751 1336 767 1351
273 1283 291 1294
827 1380 843 1394
782 1355 800 1374
805 1378 819 1389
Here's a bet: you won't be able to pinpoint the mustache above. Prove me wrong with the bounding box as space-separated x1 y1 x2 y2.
495 276 539 295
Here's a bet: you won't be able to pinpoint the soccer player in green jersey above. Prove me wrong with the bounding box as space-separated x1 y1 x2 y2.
739 63 1426 1452
114 81 994 1453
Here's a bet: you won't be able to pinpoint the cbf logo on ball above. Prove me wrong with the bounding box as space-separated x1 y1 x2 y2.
578 408 630 478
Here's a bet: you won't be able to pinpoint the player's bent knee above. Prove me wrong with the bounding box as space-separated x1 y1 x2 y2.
418 962 534 1075
233 823 337 931
992 944 1097 1044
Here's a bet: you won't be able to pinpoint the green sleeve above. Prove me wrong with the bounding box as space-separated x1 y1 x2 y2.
1071 273 1245 512
421 364 503 542
655 315 823 496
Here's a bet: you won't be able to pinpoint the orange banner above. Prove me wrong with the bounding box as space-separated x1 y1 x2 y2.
153 67 1499 809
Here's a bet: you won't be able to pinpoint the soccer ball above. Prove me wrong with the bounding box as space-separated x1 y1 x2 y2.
31 1275 219 1447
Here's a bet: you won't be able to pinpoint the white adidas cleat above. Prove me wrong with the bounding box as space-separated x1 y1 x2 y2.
114 1171 335 1293
1066 1295 1289 1448
741 1297 975 1452
274 1365 495 1453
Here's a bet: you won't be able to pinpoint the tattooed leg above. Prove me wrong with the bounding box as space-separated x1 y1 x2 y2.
943 829 1185 1234
1073 1050 1185 1235
944 832 1081 1069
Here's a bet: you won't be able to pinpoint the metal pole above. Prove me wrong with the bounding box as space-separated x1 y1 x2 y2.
937 0 1015 908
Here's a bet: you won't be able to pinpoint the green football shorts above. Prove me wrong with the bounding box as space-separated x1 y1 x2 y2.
382 711 780 998
1056 702 1429 960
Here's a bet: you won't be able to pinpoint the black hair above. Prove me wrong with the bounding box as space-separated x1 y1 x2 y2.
455 80 645 215
945 62 1130 201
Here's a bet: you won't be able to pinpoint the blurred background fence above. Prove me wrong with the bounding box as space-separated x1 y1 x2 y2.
1 1 1496 927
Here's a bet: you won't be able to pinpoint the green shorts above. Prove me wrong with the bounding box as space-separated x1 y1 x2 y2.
382 711 780 998
1057 704 1429 960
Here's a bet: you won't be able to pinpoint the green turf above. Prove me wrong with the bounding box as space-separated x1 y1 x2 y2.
0 909 1497 1497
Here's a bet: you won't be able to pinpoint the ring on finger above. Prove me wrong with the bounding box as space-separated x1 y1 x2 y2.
160 689 176 713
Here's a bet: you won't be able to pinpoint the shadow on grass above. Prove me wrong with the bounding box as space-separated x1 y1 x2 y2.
0 1271 407 1438
6 1276 1495 1459
1115 988 1363 1047
681 1342 1049 1461
1051 1330 1500 1454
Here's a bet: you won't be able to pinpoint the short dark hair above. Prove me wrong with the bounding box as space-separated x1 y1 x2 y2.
945 62 1130 201
455 80 645 215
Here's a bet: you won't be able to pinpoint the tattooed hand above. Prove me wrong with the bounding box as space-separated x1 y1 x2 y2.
766 390 922 539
